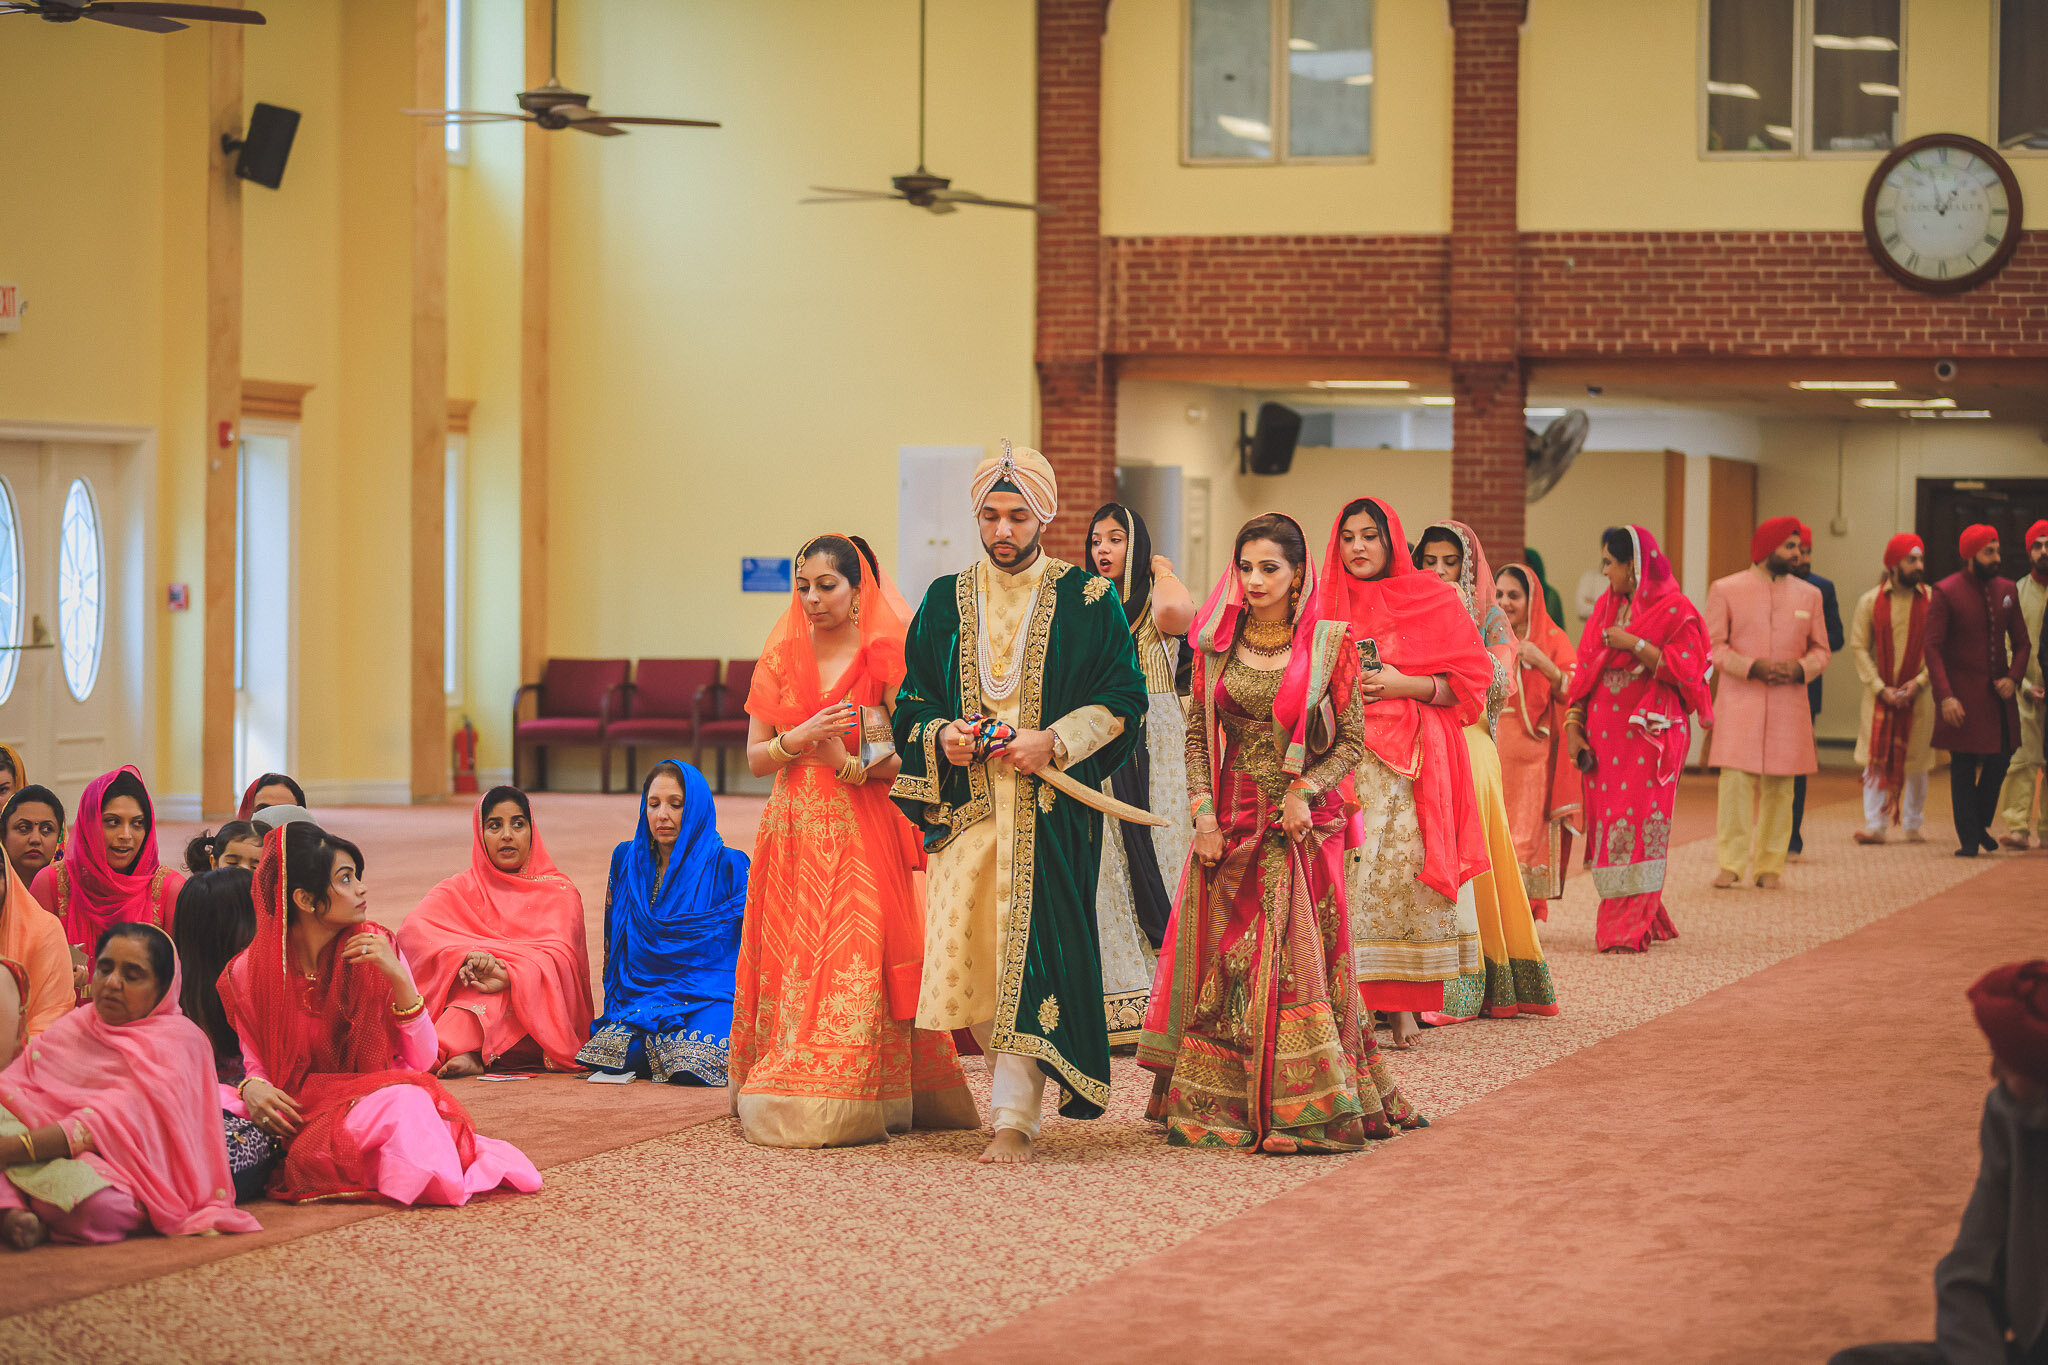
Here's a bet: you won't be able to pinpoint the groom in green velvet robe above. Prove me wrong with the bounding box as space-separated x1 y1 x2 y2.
892 444 1147 1163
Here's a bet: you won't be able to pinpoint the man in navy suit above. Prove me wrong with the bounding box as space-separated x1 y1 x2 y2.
1790 523 1845 857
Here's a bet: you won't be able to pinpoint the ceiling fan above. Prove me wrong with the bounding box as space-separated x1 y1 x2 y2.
404 0 718 138
803 0 1052 215
0 0 265 32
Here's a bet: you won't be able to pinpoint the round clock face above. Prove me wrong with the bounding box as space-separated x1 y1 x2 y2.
1865 135 2023 293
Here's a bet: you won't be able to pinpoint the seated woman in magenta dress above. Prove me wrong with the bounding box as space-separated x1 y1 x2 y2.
1 923 259 1249
219 823 540 1206
397 786 593 1078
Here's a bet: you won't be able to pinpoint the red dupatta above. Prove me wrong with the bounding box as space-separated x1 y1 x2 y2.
394 797 594 1068
1865 578 1930 822
218 824 476 1203
1315 500 1491 900
1567 524 1714 725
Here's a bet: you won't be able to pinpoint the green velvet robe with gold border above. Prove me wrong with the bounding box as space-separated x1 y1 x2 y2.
890 557 1147 1120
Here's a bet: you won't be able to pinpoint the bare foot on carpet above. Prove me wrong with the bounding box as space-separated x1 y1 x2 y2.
1259 1132 1300 1154
978 1129 1034 1164
436 1051 485 1079
1712 869 1739 889
1388 1011 1421 1049
3 1209 47 1251
1755 872 1781 890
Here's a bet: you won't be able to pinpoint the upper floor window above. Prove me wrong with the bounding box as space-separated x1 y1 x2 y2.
1703 0 1901 157
1998 0 2048 152
445 0 469 162
1186 0 1373 164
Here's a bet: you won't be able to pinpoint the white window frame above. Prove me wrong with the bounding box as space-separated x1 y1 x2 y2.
1180 0 1375 167
445 0 469 164
0 475 23 708
1992 0 2048 158
1698 0 1908 161
444 432 466 701
55 477 104 704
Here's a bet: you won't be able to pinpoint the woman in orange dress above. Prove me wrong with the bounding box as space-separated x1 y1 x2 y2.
1494 562 1582 920
727 533 975 1147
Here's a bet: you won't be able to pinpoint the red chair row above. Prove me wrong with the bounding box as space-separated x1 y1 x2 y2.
510 657 759 795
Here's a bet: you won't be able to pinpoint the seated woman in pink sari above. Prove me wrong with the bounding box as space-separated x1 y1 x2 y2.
1139 513 1424 1152
1563 526 1713 952
1 922 259 1249
220 823 540 1205
31 767 186 994
397 787 593 1079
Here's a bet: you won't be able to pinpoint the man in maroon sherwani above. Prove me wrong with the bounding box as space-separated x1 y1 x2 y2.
1925 524 2032 858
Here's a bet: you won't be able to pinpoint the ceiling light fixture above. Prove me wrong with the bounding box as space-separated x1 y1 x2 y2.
1287 37 1318 51
1858 81 1901 98
1764 123 1796 143
1905 409 1993 420
1310 379 1410 389
1856 396 1955 408
1343 72 1373 85
1791 380 1899 391
1706 81 1761 99
1524 407 1568 418
1812 33 1897 51
1417 396 1455 407
1216 114 1272 143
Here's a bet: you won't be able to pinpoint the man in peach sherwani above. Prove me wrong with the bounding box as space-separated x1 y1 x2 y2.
1706 516 1832 889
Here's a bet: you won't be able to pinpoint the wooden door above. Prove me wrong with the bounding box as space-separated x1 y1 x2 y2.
1706 456 1758 585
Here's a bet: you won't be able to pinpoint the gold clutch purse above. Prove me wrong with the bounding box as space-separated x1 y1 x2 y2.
857 705 896 771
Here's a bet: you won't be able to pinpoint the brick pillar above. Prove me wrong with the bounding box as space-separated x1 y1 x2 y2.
1446 0 1526 562
1036 0 1113 564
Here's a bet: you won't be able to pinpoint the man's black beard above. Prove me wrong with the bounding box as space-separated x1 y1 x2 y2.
1794 563 1812 579
1972 557 1999 581
2030 553 2048 579
1766 553 1796 578
1893 567 1924 589
984 529 1043 571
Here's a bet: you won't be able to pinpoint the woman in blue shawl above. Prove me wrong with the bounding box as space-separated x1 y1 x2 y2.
577 760 747 1085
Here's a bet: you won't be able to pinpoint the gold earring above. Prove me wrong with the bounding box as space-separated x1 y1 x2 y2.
850 595 862 625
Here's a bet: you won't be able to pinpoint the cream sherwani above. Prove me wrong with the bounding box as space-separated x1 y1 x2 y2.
919 554 1124 1030
1996 574 2048 839
1850 582 1937 834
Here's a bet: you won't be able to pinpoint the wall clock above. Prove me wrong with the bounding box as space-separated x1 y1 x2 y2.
1863 133 2024 294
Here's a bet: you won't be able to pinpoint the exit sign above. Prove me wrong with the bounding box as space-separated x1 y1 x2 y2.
0 284 19 334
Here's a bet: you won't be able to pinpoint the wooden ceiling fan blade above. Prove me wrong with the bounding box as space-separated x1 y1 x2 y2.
936 190 1056 214
86 8 187 29
566 119 627 137
95 1 266 21
799 193 907 204
589 116 721 129
805 186 901 199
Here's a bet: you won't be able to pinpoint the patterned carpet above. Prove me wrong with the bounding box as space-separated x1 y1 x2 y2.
3 783 2003 1364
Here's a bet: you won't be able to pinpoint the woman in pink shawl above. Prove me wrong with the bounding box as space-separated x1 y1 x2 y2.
1564 526 1713 952
30 768 186 975
1 922 259 1249
396 787 593 1078
1139 513 1423 1151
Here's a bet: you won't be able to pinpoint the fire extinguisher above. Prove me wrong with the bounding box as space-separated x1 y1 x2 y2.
452 717 479 795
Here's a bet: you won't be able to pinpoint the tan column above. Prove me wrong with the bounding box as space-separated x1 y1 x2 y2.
519 0 552 691
202 13 245 820
410 0 450 803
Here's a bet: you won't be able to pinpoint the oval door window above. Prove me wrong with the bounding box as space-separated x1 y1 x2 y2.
57 478 104 702
0 478 20 705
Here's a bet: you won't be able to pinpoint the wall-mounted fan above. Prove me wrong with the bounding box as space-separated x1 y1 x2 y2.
1526 409 1589 503
0 0 264 32
803 0 1052 215
405 0 719 138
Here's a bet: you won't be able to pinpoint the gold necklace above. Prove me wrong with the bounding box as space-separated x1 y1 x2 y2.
1239 616 1292 658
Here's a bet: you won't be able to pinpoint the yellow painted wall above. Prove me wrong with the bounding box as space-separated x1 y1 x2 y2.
1100 0 1452 236
1522 0 2048 231
543 0 1038 671
1524 450 1669 632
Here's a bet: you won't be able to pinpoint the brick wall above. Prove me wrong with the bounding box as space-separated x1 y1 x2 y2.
1446 0 1528 562
1520 231 2048 356
1036 0 1111 563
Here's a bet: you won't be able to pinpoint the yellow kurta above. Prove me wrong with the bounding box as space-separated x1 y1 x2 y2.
1849 584 1937 774
916 554 1124 1032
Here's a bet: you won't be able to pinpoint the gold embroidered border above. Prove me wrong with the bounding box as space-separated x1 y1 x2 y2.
889 717 947 805
986 560 1110 1110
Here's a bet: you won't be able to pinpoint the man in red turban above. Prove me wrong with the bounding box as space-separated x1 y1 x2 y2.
1789 523 1845 858
1995 520 2048 847
1926 526 2030 857
1829 960 2046 1365
1849 534 1934 844
1704 517 1830 889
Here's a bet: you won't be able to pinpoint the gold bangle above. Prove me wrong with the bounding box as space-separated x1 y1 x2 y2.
15 1132 36 1164
390 997 426 1022
837 754 866 785
767 735 794 765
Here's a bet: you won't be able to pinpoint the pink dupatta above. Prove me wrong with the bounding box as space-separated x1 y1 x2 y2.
0 942 259 1236
1566 525 1713 726
396 798 594 1069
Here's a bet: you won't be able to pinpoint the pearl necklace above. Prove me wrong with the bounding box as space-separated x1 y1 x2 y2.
975 565 1037 701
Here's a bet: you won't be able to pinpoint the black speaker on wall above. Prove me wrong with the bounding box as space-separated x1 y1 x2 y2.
1239 402 1303 475
223 102 301 190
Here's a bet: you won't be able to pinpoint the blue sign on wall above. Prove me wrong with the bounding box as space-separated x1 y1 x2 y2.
741 557 793 593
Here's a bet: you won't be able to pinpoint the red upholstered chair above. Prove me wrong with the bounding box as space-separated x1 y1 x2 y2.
605 658 721 792
695 659 758 794
510 658 631 793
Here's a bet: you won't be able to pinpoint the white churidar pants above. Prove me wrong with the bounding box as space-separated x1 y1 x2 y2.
968 1020 1048 1140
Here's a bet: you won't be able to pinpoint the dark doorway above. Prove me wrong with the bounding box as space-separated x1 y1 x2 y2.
1915 479 2048 581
